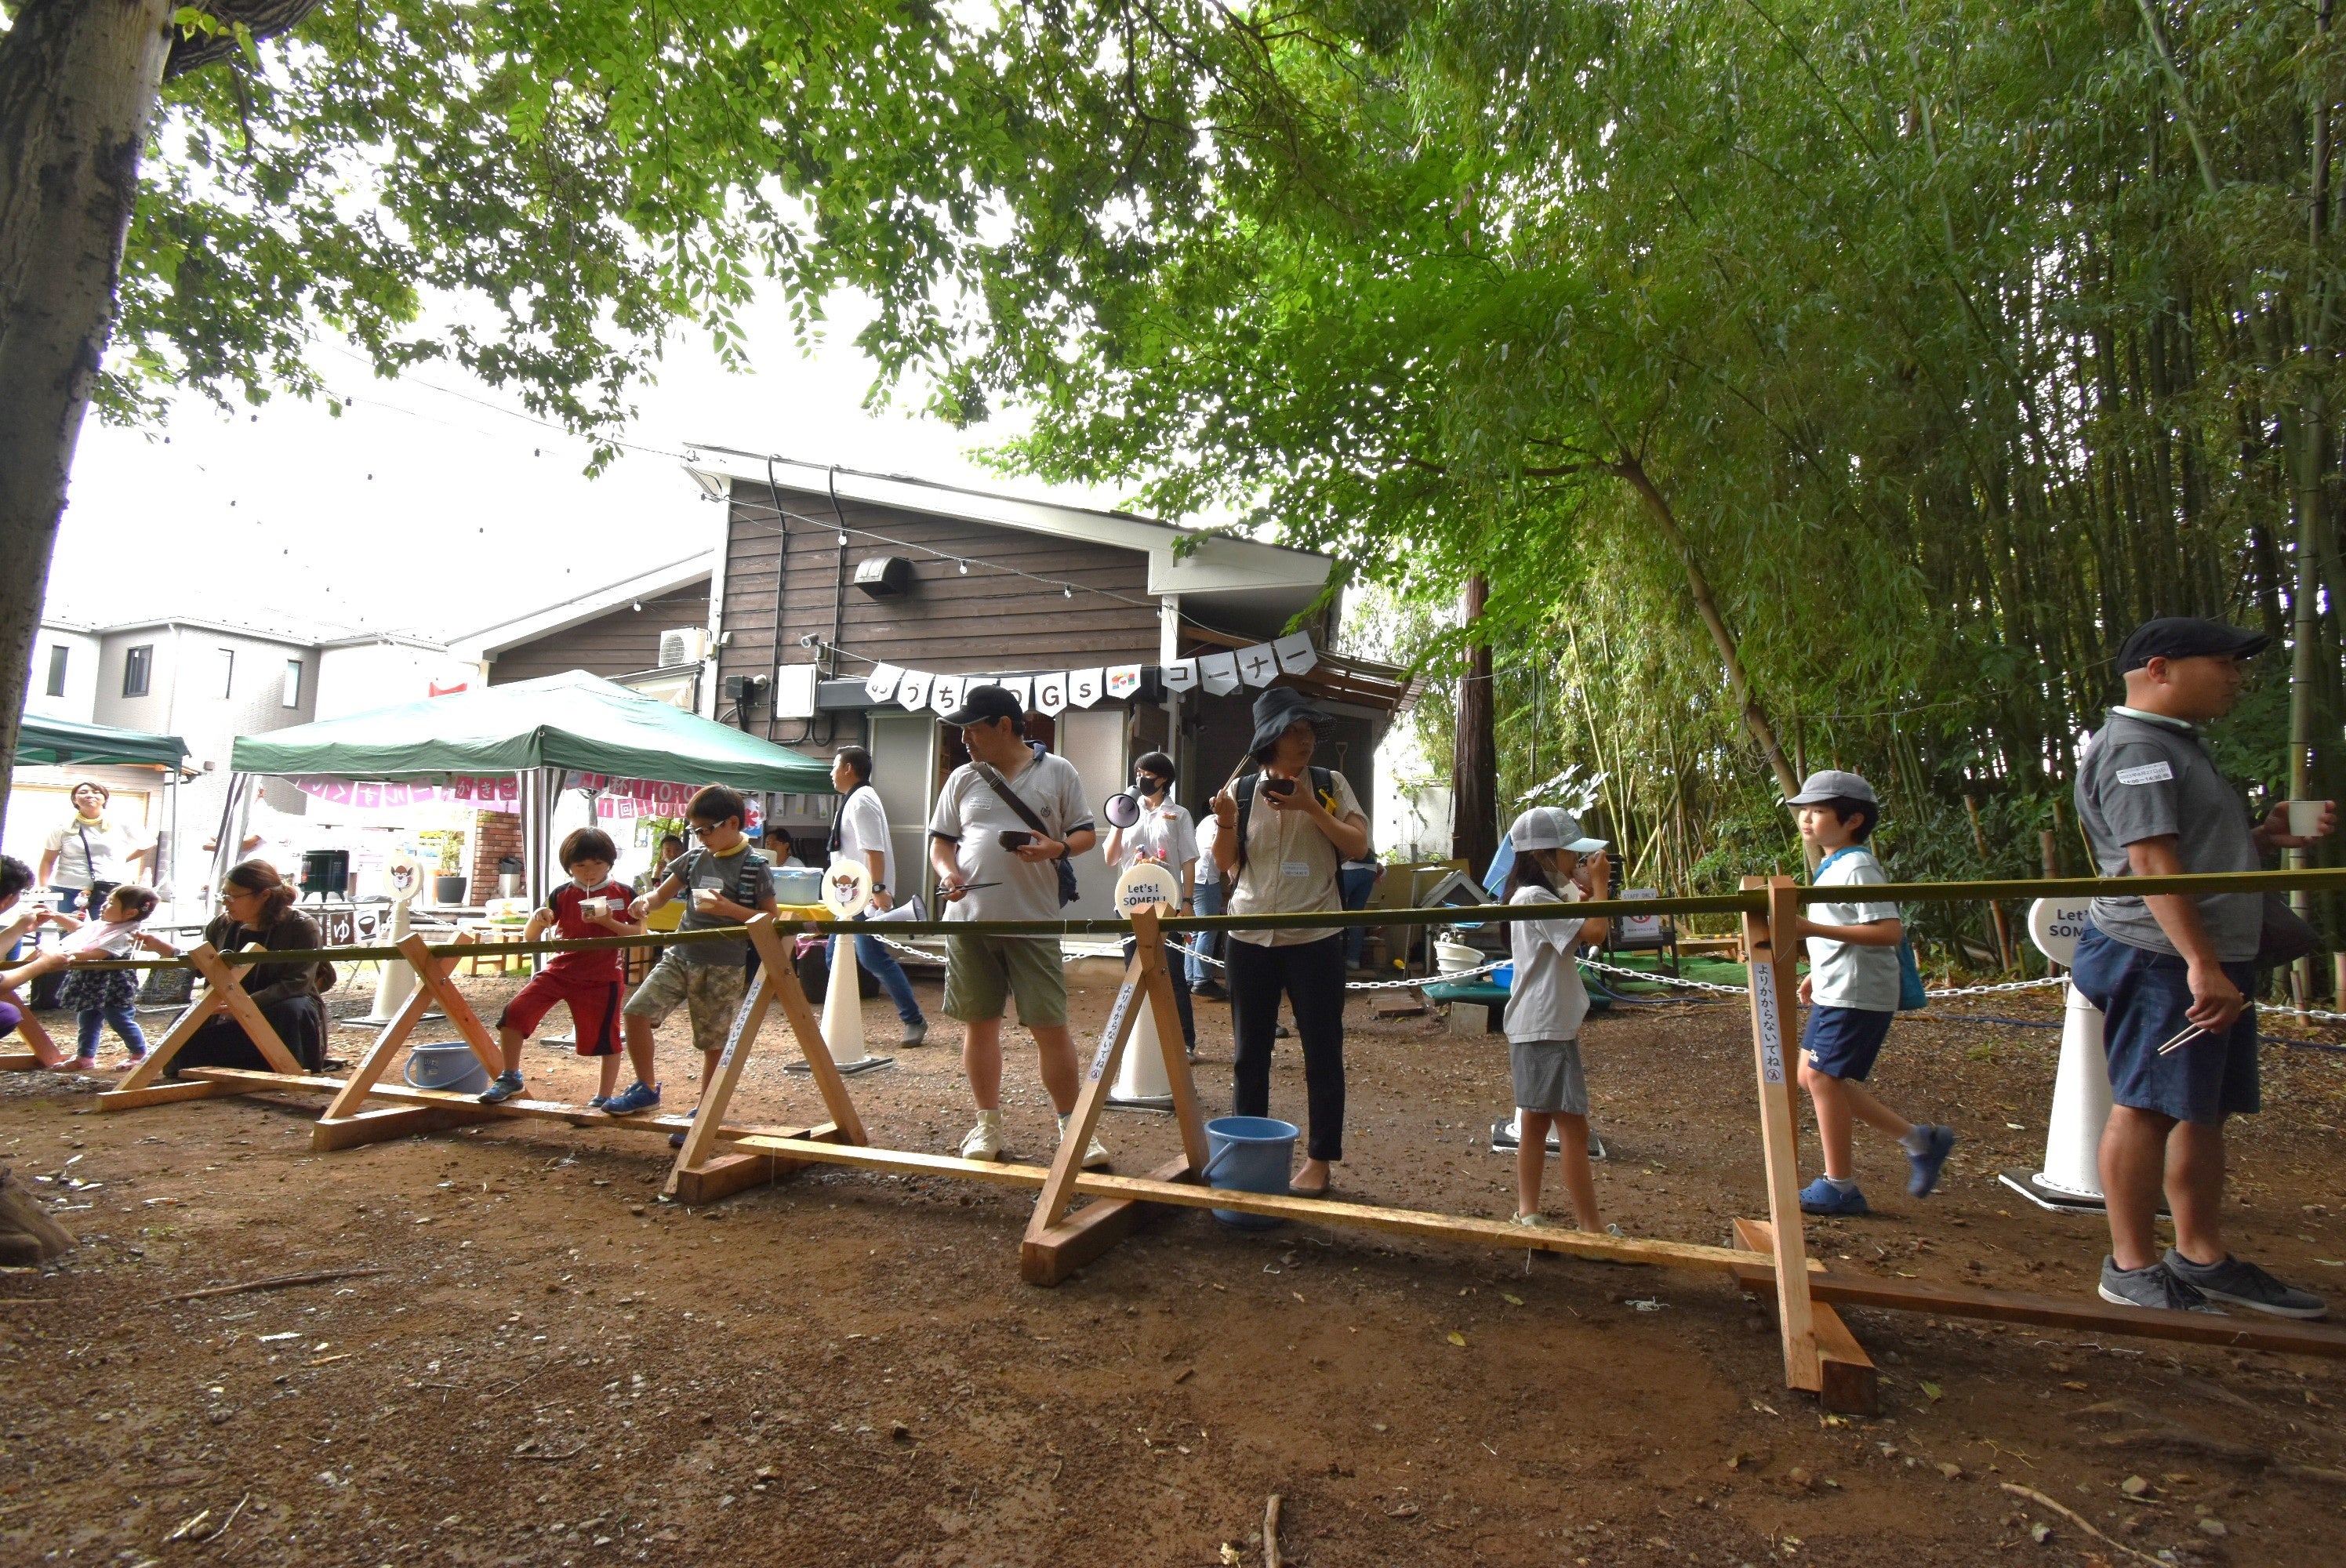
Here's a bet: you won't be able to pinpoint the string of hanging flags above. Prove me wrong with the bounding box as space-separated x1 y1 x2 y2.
860 633 1319 717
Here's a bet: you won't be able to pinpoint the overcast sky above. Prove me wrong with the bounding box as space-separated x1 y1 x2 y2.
45 289 1124 643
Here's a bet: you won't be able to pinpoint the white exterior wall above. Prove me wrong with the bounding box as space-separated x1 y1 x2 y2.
23 625 100 723
314 640 474 720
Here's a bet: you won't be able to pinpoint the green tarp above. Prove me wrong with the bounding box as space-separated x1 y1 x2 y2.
16 713 188 769
230 670 834 793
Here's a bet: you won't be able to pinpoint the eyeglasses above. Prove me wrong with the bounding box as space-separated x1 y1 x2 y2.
688 822 728 838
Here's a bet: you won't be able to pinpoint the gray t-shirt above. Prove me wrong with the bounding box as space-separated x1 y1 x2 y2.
928 752 1094 926
2075 707 2262 962
1805 848 1901 1012
667 843 772 967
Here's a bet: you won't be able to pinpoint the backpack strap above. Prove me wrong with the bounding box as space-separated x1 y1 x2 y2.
1233 774 1258 872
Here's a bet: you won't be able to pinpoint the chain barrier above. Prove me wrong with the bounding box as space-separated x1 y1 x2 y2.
859 930 1506 991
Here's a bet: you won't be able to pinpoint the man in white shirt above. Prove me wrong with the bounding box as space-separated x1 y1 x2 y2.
928 686 1102 1167
827 746 928 1047
1189 810 1226 998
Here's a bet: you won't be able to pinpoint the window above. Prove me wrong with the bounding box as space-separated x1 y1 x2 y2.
216 648 235 698
122 644 151 697
282 659 303 709
44 645 67 698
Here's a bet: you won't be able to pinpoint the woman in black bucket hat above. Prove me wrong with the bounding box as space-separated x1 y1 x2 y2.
1208 687 1371 1196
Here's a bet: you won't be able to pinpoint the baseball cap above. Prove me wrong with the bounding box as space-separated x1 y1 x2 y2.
1785 769 1878 807
2117 617 2270 673
940 684 1025 727
1507 806 1607 855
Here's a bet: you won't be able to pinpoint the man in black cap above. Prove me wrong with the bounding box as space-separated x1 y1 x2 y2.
2072 617 2333 1316
927 684 1105 1168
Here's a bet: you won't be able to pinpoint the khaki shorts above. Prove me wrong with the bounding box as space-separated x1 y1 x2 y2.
941 935 1068 1028
623 952 747 1055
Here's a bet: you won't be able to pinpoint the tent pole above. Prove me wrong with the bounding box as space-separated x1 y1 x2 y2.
209 773 253 906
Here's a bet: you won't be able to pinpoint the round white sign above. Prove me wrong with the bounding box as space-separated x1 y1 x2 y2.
383 853 429 906
1113 861 1180 919
821 858 872 920
2027 897 2094 966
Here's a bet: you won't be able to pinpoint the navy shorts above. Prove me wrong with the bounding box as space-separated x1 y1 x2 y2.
2070 924 2258 1125
1799 1005 1894 1081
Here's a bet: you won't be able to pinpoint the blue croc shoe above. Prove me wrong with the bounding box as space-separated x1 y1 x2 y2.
1798 1176 1870 1216
602 1080 662 1116
1905 1123 1958 1197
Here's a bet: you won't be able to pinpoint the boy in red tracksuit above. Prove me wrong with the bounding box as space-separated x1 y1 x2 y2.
481 828 642 1105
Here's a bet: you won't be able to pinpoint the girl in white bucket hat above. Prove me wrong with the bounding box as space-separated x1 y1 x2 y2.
1501 807 1614 1231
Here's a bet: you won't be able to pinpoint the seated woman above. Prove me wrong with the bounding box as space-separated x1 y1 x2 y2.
146 861 328 1073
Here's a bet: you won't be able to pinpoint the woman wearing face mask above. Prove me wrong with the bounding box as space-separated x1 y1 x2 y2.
1099 750 1199 1059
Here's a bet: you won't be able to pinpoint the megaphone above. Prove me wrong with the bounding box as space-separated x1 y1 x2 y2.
862 897 928 925
1103 790 1142 829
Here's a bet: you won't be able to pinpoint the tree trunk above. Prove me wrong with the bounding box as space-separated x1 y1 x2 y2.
1451 574 1498 877
0 0 174 829
1611 456 1803 797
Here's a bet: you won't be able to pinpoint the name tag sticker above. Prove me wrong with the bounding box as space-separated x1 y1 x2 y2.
1280 860 1312 878
2116 761 2175 786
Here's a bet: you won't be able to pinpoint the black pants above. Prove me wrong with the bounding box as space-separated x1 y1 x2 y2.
1120 933 1196 1052
1226 935 1346 1162
169 996 325 1075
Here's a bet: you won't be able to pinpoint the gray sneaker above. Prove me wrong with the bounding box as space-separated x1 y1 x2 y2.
2098 1258 2224 1315
899 1020 928 1047
2163 1249 2329 1320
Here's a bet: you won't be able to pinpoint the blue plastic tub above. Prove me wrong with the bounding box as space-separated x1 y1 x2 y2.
405 1042 490 1097
1492 961 1514 991
1201 1115 1299 1229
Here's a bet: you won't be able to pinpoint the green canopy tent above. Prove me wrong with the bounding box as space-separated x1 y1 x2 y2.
14 714 189 770
227 670 833 903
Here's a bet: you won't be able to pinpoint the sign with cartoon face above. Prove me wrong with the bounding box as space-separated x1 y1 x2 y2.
823 857 873 919
2027 898 2094 967
384 853 427 905
1113 860 1180 919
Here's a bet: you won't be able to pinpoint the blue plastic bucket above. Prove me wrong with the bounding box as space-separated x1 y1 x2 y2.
405 1042 491 1097
1492 962 1514 991
1200 1115 1299 1229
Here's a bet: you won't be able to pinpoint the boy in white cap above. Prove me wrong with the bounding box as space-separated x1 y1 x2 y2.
1784 771 1954 1214
1501 807 1615 1231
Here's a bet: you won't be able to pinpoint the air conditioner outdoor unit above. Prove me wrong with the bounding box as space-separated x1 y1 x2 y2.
658 626 710 667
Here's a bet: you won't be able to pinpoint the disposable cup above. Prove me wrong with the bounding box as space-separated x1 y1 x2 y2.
2287 800 2328 838
692 887 719 912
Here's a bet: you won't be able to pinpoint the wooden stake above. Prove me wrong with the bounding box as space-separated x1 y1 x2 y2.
1026 941 1150 1243
1743 876 1821 1393
196 945 306 1076
1133 908 1210 1173
0 983 61 1068
745 917 866 1145
1732 1218 1876 1415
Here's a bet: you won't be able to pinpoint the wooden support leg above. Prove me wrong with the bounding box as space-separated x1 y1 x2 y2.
748 918 867 1146
0 984 62 1068
395 933 502 1075
665 915 786 1200
312 946 463 1148
97 947 231 1109
1732 1218 1877 1416
1022 910 1206 1285
1741 876 1821 1393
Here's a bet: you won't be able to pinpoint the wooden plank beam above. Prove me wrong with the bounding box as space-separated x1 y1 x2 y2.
315 943 464 1137
1745 876 1821 1392
1734 1218 1876 1415
0 985 60 1067
96 1078 249 1111
310 1102 499 1152
200 944 305 1076
1803 1271 2346 1359
732 1134 1052 1189
1135 908 1211 1175
1023 942 1149 1243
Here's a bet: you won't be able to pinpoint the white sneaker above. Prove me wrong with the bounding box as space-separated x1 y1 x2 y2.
1056 1114 1113 1171
959 1112 1004 1162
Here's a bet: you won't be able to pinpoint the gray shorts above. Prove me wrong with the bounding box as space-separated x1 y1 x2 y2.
1510 1038 1588 1116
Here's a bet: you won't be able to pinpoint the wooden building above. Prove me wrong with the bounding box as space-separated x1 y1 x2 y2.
452 553 717 709
683 451 1413 920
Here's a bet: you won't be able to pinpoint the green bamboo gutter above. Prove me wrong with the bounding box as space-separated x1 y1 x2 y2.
53 866 2346 972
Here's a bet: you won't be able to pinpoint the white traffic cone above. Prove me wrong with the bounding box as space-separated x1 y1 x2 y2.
361 897 418 1025
1999 983 2112 1210
1108 982 1175 1109
808 929 892 1076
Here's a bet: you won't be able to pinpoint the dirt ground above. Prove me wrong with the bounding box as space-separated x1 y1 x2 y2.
5 958 2346 1567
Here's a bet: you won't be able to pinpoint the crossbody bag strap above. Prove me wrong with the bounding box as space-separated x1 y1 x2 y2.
973 762 1057 844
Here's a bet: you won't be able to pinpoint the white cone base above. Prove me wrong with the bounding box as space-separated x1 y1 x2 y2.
2037 984 2114 1202
1108 986 1176 1109
822 934 872 1068
363 900 419 1024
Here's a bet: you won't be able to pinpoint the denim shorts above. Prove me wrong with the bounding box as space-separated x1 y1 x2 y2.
2070 924 2259 1125
1799 1005 1894 1081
